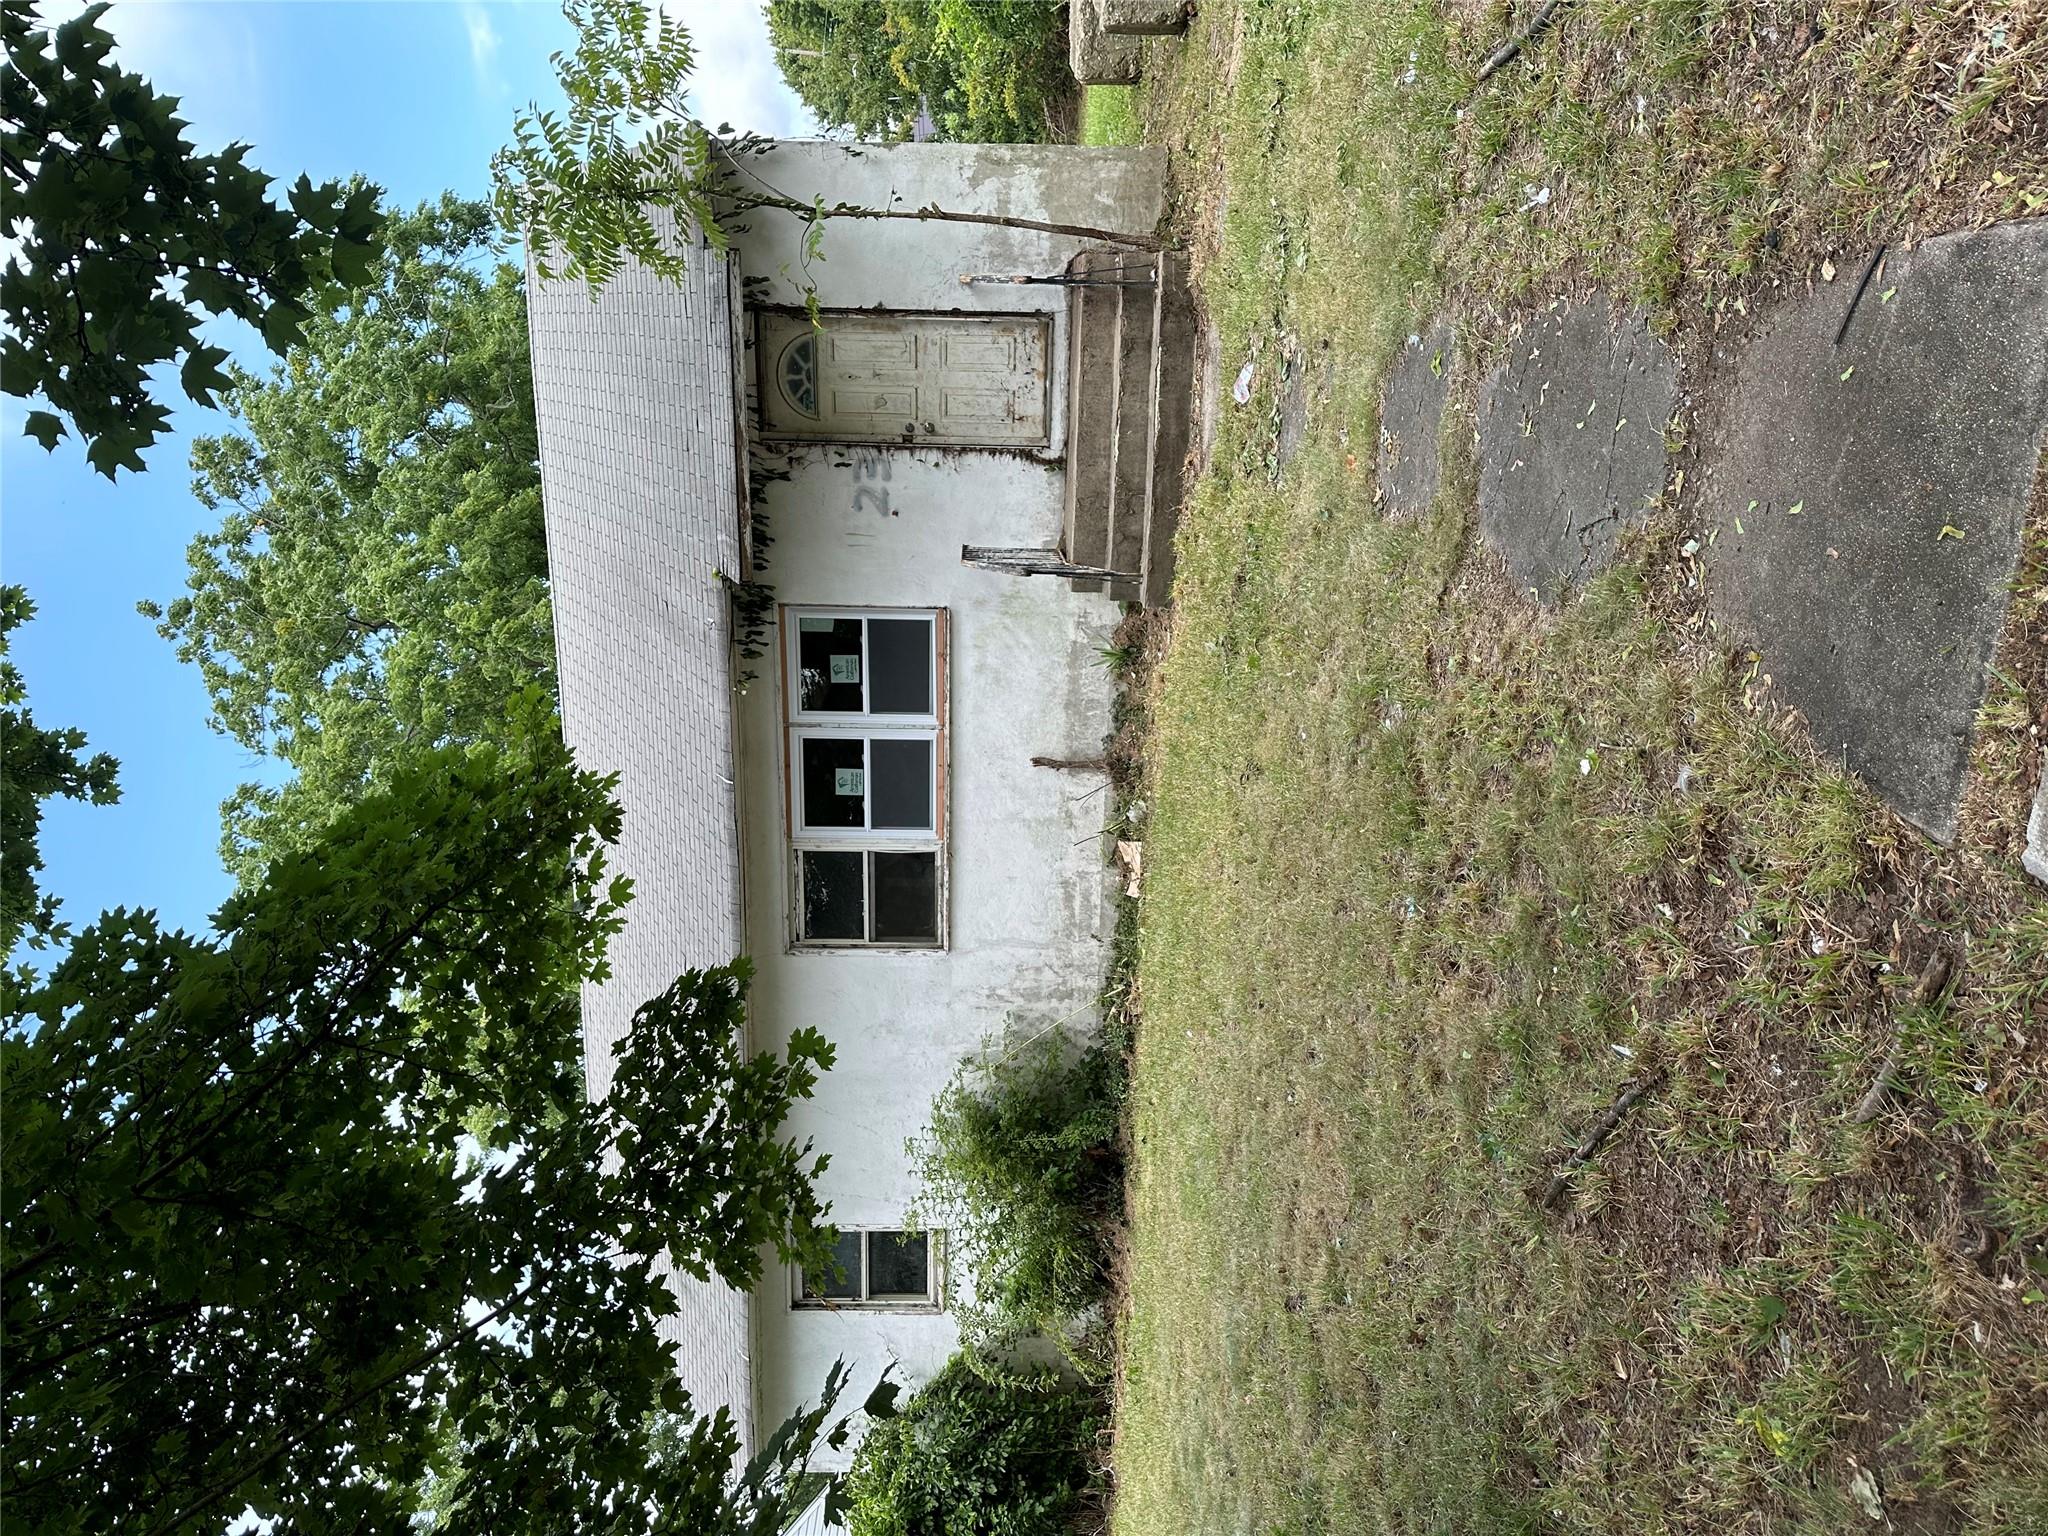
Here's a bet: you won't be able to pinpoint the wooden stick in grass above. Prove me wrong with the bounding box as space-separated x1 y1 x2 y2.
1538 1070 1665 1211
1851 949 1956 1124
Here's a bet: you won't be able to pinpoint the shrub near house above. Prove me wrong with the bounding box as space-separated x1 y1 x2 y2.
854 1033 1124 1531
842 1355 1101 1536
909 1032 1124 1362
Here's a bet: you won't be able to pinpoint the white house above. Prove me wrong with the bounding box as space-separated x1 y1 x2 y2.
525 139 1189 1511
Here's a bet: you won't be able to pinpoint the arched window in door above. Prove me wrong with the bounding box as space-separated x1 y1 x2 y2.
777 332 819 420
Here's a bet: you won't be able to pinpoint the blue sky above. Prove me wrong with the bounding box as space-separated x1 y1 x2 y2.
3 0 813 951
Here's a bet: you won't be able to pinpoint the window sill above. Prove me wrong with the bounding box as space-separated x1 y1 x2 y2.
790 1299 946 1316
787 940 946 955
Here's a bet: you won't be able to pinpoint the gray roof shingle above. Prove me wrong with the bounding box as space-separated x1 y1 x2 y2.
527 226 754 1452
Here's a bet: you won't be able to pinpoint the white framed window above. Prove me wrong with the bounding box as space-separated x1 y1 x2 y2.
793 1228 944 1311
782 608 946 949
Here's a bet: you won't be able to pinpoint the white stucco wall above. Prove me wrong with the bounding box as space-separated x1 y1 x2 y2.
728 142 1164 1462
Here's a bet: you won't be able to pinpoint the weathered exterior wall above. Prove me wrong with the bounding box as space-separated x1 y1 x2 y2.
731 141 1166 465
728 142 1160 1461
526 229 757 1454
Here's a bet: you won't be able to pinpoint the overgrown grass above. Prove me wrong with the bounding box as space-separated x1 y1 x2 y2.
1113 2 2048 1532
1080 84 1141 146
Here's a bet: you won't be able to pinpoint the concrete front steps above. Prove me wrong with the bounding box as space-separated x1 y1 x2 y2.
1061 248 1196 608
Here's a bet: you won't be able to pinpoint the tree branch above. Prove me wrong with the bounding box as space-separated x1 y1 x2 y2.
142 1279 534 1536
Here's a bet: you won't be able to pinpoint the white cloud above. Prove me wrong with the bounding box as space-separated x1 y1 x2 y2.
663 0 817 138
461 0 504 98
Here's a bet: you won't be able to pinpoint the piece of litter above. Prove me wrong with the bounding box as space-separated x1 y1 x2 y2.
1746 499 1759 512
1938 524 1965 541
1578 758 1591 776
1827 547 1840 558
1680 538 1700 557
1736 516 1745 534
1233 359 1255 405
1839 366 1855 381
1847 1467 1884 1522
1611 1043 1634 1059
1787 501 1803 515
1519 183 1552 213
1879 287 1897 302
1115 839 1144 897
1821 257 1838 281
1674 764 1693 792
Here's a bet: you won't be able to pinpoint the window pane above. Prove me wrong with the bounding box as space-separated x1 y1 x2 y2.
802 1230 864 1301
870 738 932 831
868 618 933 715
801 851 865 940
800 737 866 829
796 617 864 713
871 852 937 943
866 1231 929 1299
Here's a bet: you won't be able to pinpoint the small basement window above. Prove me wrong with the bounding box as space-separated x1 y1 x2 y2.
783 608 946 949
794 1229 942 1310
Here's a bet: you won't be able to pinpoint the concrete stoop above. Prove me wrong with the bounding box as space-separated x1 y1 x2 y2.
1069 0 1188 85
1070 1 1140 84
1061 248 1197 608
1102 0 1190 35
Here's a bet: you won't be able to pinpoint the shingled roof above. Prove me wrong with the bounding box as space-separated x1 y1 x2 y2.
526 227 755 1453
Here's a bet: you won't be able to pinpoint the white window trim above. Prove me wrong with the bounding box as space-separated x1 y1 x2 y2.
782 606 948 951
791 1228 946 1313
784 607 941 727
788 726 940 840
787 848 948 950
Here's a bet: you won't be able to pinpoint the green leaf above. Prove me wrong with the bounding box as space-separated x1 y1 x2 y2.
862 1375 902 1421
179 343 233 406
23 411 66 450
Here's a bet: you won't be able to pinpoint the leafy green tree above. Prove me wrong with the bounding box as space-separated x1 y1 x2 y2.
768 0 1075 146
766 0 910 140
140 194 551 883
0 585 120 958
0 703 856 1534
1 0 382 476
916 0 1076 144
494 0 1156 295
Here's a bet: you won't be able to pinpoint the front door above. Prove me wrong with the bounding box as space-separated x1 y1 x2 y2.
756 311 1050 447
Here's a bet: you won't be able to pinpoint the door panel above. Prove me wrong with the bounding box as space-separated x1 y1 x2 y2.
829 330 918 370
757 311 1049 446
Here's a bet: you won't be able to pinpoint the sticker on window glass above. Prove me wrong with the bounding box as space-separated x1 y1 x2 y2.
835 768 864 797
798 617 834 633
829 654 860 685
